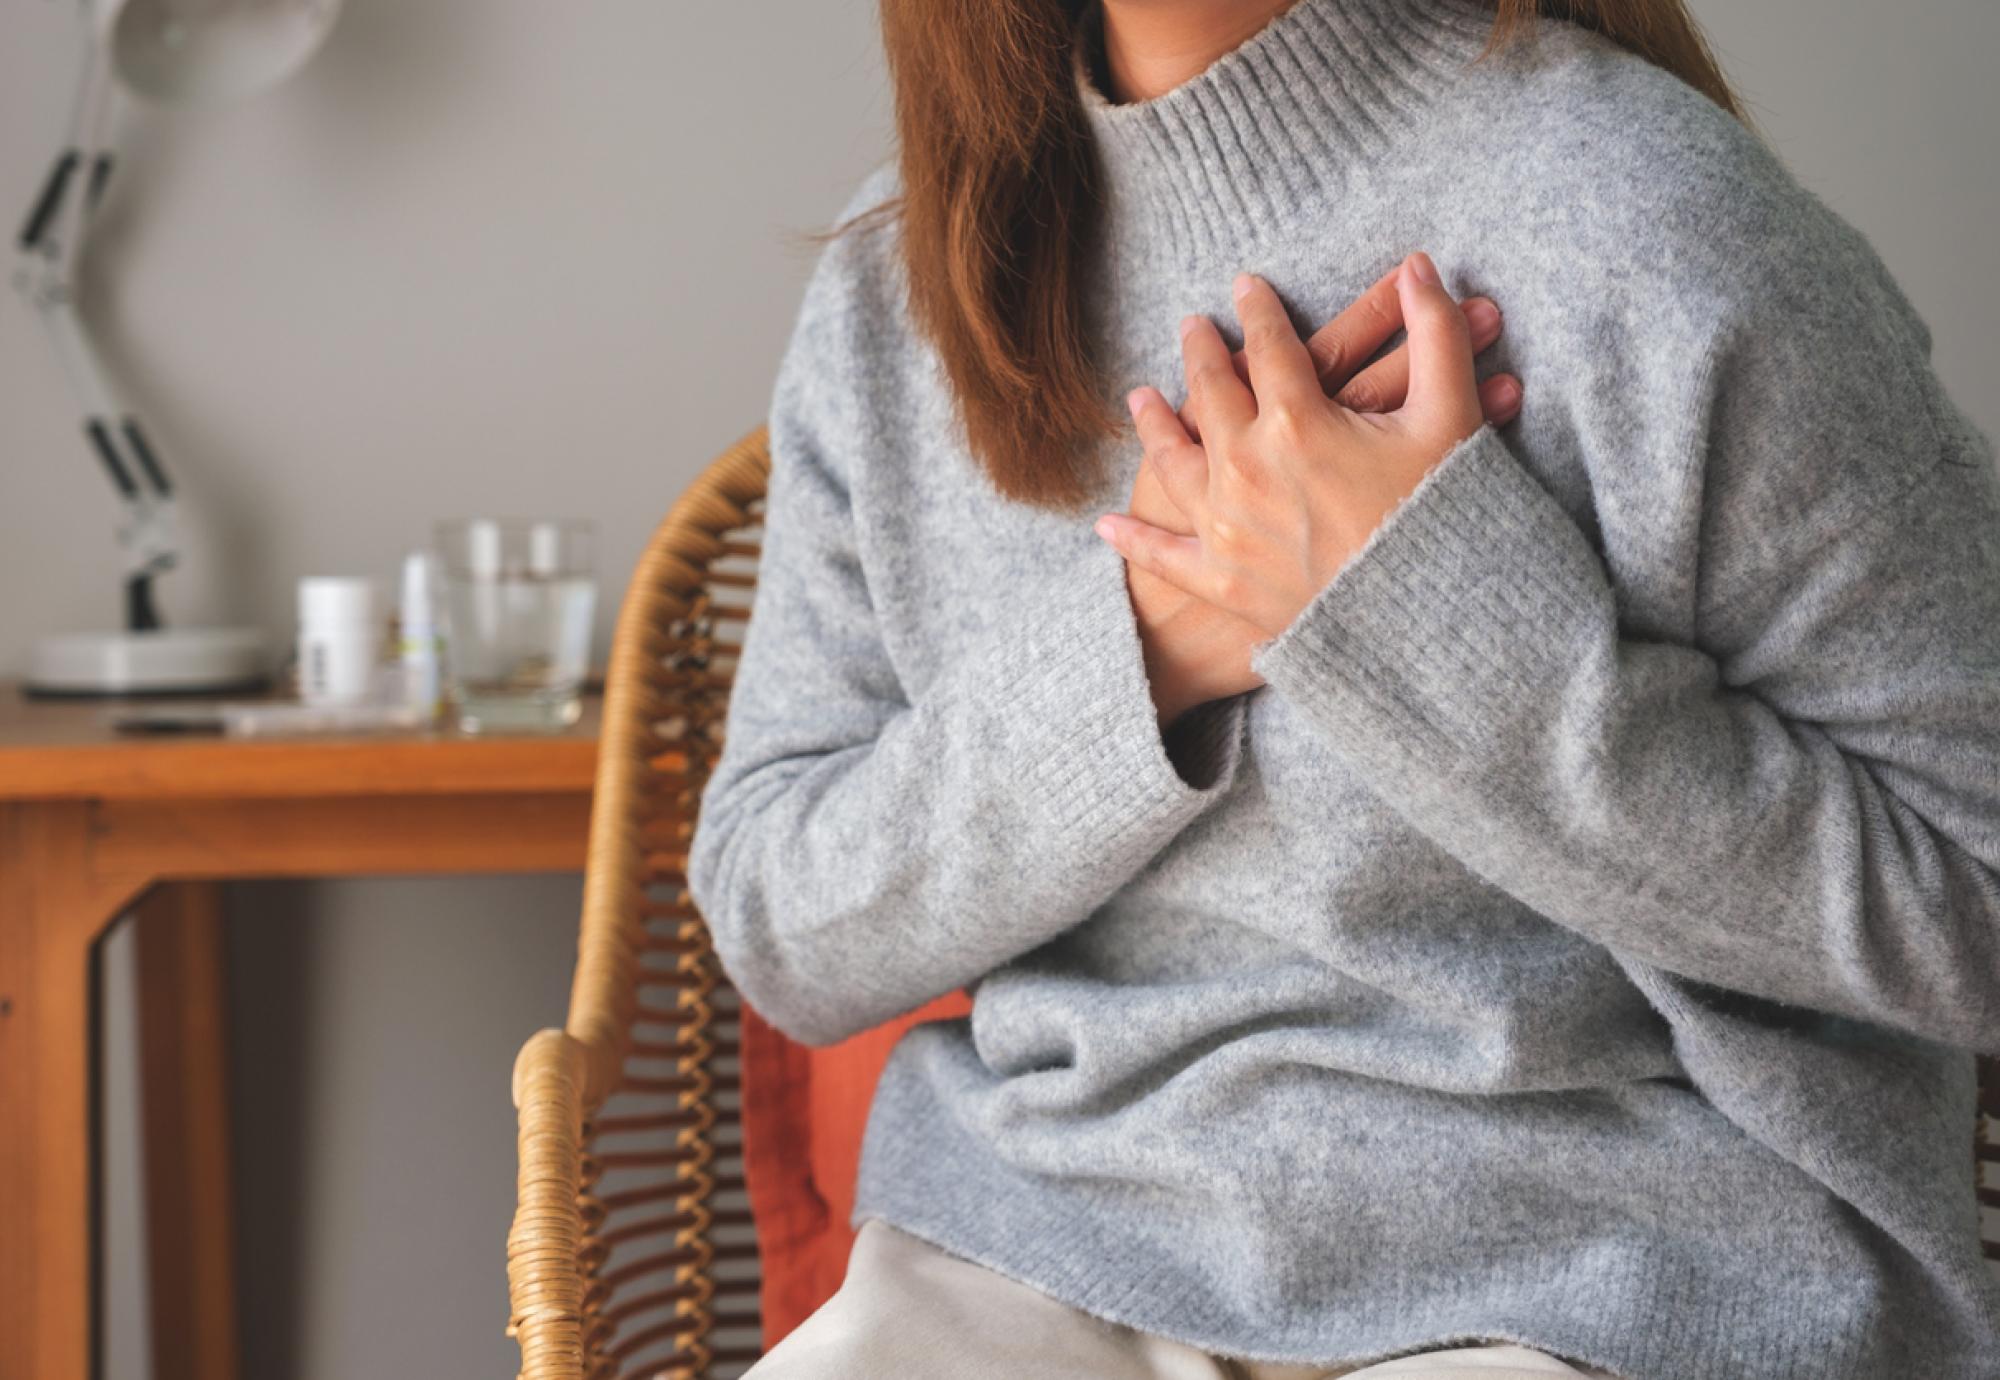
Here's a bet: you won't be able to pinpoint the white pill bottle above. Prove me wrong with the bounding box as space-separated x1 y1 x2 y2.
297 576 380 706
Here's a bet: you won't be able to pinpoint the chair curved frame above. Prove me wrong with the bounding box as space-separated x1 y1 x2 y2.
508 425 771 1380
505 424 2000 1378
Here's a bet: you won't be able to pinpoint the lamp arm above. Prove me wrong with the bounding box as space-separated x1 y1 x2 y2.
28 294 181 629
13 7 179 632
19 6 115 270
54 5 119 288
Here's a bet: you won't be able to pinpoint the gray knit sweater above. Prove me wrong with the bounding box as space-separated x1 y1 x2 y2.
686 1 2000 1375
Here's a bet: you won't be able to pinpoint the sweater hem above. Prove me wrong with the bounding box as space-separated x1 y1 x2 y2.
845 1038 1997 1380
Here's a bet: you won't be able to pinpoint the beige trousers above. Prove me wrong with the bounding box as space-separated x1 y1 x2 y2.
742 1217 1629 1380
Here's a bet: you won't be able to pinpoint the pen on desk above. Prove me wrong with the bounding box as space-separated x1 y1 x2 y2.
108 705 227 734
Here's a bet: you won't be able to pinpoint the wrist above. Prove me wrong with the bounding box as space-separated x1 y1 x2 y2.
1144 604 1231 729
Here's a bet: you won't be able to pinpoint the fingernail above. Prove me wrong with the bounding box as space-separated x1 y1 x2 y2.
1463 298 1499 333
1094 516 1118 542
1232 272 1257 302
1180 314 1203 340
1498 377 1522 404
1408 252 1441 287
1125 387 1147 420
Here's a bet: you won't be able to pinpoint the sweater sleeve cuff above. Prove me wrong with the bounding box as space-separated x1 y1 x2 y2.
991 536 1248 868
1247 423 1605 766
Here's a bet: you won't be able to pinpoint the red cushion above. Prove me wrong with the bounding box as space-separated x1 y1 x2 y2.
740 988 975 1350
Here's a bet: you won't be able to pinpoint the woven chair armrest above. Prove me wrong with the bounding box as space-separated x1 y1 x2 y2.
508 1028 590 1380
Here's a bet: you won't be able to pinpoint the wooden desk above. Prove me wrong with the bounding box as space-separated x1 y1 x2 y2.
0 684 600 1380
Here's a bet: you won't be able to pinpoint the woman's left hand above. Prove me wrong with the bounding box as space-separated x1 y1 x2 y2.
1093 251 1488 639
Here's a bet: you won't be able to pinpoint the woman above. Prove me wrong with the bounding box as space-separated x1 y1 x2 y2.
689 0 2000 1376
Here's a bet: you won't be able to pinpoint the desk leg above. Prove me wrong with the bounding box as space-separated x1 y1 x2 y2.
0 802 145 1380
134 882 240 1380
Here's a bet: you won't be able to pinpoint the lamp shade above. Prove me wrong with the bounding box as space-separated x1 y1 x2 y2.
96 0 344 106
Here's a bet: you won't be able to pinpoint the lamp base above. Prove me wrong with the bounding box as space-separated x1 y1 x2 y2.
26 626 272 698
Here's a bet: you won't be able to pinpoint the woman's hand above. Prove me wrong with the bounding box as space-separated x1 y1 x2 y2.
1195 255 1523 431
1102 251 1490 648
1122 253 1520 731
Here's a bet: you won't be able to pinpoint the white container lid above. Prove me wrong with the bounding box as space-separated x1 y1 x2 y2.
299 575 378 625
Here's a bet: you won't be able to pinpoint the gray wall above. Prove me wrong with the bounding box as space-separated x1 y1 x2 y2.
1 2 1993 1377
2 2 890 1376
1692 1 1998 429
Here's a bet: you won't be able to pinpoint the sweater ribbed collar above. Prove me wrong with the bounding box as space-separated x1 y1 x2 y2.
1073 0 1498 265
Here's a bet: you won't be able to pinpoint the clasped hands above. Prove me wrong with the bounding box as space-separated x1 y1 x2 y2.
1092 251 1523 731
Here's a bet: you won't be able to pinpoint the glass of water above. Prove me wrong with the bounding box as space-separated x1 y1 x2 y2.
434 518 597 733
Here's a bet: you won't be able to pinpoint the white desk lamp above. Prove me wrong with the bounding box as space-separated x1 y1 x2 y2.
16 0 343 696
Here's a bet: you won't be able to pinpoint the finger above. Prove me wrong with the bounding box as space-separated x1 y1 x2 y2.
1127 386 1208 518
1180 314 1255 439
1396 252 1481 435
1232 273 1322 419
1298 259 1405 391
1093 511 1208 601
1333 295 1503 415
1463 296 1503 356
1478 372 1524 426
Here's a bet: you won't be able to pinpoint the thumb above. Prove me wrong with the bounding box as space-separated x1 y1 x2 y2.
1395 252 1480 436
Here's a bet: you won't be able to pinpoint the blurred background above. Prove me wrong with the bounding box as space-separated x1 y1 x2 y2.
0 1 1992 1376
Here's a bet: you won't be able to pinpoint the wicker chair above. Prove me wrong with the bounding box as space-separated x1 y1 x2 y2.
505 425 2000 1380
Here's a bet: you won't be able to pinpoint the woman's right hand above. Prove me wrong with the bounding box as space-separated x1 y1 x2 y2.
1128 260 1523 733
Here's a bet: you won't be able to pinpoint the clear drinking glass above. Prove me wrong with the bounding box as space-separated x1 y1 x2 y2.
434 518 596 733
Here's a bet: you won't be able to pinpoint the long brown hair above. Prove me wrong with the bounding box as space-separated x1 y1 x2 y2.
846 0 1750 513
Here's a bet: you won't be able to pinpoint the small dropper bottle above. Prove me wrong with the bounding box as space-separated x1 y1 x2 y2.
398 550 445 724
